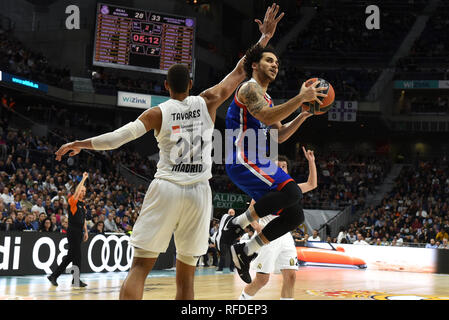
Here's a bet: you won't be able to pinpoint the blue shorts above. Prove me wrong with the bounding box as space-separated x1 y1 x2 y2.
226 161 294 202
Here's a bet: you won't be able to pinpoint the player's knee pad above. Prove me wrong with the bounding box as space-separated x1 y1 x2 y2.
177 253 199 267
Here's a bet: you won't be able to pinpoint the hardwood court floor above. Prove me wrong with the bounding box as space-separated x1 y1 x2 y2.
1 266 449 300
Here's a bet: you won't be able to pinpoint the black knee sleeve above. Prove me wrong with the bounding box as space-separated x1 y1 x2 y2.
261 203 304 242
254 181 303 218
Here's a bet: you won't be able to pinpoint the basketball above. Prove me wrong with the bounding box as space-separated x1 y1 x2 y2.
301 78 335 115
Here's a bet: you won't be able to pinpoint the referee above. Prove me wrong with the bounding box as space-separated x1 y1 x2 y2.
47 172 89 287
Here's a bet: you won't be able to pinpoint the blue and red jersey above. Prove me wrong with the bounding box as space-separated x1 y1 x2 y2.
225 79 294 202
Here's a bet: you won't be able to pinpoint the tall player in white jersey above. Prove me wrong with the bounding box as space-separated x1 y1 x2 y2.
239 149 317 300
54 4 285 300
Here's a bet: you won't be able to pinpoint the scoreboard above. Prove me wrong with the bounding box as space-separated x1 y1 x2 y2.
93 3 196 76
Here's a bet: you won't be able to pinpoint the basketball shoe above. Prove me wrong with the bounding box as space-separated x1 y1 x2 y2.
215 214 244 252
231 242 257 284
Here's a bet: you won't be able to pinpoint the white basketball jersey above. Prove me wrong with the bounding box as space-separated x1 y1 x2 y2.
153 96 214 185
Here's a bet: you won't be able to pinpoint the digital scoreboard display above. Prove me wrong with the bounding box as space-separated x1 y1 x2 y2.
93 3 196 76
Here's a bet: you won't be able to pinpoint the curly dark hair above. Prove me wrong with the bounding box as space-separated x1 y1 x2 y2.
243 44 279 79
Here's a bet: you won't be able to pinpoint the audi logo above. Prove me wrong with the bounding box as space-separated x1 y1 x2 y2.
87 234 134 272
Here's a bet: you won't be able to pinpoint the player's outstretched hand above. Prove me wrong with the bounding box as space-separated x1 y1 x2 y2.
255 2 284 39
302 146 315 163
299 80 328 105
83 172 89 179
55 141 81 161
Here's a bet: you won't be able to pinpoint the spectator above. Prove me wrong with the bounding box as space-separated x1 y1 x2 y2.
308 229 321 242
121 215 131 231
347 230 357 243
37 212 46 226
439 238 449 249
31 198 46 215
295 233 309 246
13 211 25 230
116 204 125 218
20 193 33 211
210 220 219 237
43 195 54 215
60 216 68 234
87 215 99 231
22 213 36 231
39 217 54 232
50 214 59 232
1 187 13 206
0 201 7 218
90 221 105 235
30 211 39 230
337 226 348 243
104 212 119 232
0 217 15 231
436 228 449 242
425 239 438 249
114 216 124 232
51 190 67 205
353 233 369 245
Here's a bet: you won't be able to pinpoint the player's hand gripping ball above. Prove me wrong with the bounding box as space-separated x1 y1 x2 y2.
301 78 335 115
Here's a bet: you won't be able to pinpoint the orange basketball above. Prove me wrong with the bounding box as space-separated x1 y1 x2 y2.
301 78 335 115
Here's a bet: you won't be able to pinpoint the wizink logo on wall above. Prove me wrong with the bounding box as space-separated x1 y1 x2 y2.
11 77 39 89
117 91 152 109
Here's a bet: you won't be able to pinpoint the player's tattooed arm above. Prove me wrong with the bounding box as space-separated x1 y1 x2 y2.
239 80 327 126
239 81 269 116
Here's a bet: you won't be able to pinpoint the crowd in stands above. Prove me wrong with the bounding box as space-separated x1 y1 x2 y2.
291 152 391 211
0 117 146 235
0 27 72 90
333 158 449 248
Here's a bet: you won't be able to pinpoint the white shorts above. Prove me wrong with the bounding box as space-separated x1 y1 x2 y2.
130 178 212 257
250 232 298 274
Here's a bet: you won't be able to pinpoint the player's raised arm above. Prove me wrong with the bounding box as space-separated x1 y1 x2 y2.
54 107 162 161
200 3 284 117
239 79 327 127
297 147 317 193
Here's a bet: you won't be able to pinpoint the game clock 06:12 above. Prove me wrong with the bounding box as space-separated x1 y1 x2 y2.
132 33 161 46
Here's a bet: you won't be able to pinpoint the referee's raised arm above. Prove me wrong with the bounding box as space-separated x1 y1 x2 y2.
72 172 88 201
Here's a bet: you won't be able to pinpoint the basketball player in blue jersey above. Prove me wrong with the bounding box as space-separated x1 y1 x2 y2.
215 44 328 283
54 4 284 300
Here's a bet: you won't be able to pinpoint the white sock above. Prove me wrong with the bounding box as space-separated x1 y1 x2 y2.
280 297 294 300
244 234 264 256
233 209 254 228
239 290 254 300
